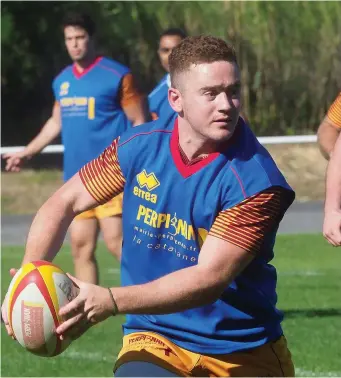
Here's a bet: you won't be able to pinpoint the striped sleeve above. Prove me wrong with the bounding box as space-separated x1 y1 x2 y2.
327 92 341 129
209 187 294 255
79 138 125 204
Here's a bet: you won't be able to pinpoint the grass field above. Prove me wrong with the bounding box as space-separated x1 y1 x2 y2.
1 234 341 377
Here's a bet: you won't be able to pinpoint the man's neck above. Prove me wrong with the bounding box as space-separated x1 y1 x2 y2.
177 118 218 161
73 53 98 73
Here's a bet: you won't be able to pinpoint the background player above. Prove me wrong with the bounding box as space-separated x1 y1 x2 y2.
3 36 295 376
323 133 341 246
317 92 341 159
148 28 187 124
2 12 148 284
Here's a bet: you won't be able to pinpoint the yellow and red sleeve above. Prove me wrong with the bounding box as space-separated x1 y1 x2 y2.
327 92 341 129
79 138 125 204
209 187 293 255
120 73 143 109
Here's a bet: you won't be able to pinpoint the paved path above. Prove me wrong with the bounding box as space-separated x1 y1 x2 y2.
1 201 324 246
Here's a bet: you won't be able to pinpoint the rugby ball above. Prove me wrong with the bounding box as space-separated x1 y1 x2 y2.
7 260 77 357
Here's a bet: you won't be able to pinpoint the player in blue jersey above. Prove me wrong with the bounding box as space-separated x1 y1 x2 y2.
2 12 148 284
3 36 295 376
148 28 187 125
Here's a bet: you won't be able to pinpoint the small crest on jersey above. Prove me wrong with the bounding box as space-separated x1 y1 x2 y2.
59 82 70 96
136 170 160 191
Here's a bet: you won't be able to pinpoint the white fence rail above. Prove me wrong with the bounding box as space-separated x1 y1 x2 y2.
0 134 317 155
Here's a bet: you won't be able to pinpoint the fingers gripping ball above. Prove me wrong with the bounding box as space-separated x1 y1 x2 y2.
7 261 78 357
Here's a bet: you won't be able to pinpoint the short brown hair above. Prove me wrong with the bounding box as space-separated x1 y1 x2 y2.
62 12 95 36
169 35 237 87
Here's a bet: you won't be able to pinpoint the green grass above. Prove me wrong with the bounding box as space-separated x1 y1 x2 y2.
1 234 341 377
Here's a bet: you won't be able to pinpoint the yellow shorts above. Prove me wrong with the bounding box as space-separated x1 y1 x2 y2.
75 193 123 220
114 331 295 377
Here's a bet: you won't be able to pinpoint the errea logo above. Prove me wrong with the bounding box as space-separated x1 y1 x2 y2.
137 170 160 191
60 82 70 96
133 170 159 203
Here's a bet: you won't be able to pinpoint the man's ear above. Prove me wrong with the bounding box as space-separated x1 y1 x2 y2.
168 87 182 113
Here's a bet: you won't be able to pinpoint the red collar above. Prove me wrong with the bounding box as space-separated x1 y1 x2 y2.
72 56 103 79
170 118 220 178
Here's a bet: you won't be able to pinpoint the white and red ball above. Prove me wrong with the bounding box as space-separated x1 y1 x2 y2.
7 260 77 357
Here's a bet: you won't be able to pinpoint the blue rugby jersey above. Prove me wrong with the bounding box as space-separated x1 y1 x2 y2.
148 74 176 127
79 117 295 354
53 57 133 180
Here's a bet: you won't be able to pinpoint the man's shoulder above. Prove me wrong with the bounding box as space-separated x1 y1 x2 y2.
96 57 130 78
53 65 73 85
118 119 173 149
148 74 169 98
226 121 293 192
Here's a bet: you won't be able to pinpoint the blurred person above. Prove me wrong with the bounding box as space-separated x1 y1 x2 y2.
3 36 295 377
148 28 187 125
317 92 341 160
2 12 148 284
323 133 341 246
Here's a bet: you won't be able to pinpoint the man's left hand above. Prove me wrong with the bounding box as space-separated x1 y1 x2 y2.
56 274 115 340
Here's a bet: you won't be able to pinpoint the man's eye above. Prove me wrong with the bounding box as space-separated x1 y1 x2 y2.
206 91 216 98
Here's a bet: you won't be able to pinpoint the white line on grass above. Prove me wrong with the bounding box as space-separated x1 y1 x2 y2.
296 367 341 377
61 349 116 362
278 270 325 276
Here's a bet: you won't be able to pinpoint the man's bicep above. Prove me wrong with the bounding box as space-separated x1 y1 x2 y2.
326 93 341 129
322 116 341 132
198 235 254 286
209 187 294 255
59 173 100 215
79 138 126 204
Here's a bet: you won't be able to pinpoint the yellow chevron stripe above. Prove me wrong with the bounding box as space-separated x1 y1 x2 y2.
8 262 36 318
37 265 65 322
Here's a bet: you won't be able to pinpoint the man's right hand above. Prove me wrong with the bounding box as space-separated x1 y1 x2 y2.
1 268 19 337
323 209 341 246
2 151 29 172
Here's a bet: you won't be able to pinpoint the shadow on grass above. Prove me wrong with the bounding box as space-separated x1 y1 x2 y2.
283 308 341 318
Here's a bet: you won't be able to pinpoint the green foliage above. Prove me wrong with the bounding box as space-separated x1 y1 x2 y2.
2 1 341 143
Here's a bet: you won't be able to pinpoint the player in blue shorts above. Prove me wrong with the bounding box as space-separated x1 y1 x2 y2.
2 12 148 284
3 36 295 376
148 28 187 126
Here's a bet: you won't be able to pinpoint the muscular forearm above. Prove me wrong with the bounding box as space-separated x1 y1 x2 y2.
22 195 74 265
325 137 341 212
111 265 226 315
25 118 61 157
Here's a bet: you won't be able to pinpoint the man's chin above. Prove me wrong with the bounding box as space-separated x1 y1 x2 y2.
211 127 235 142
71 55 85 63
